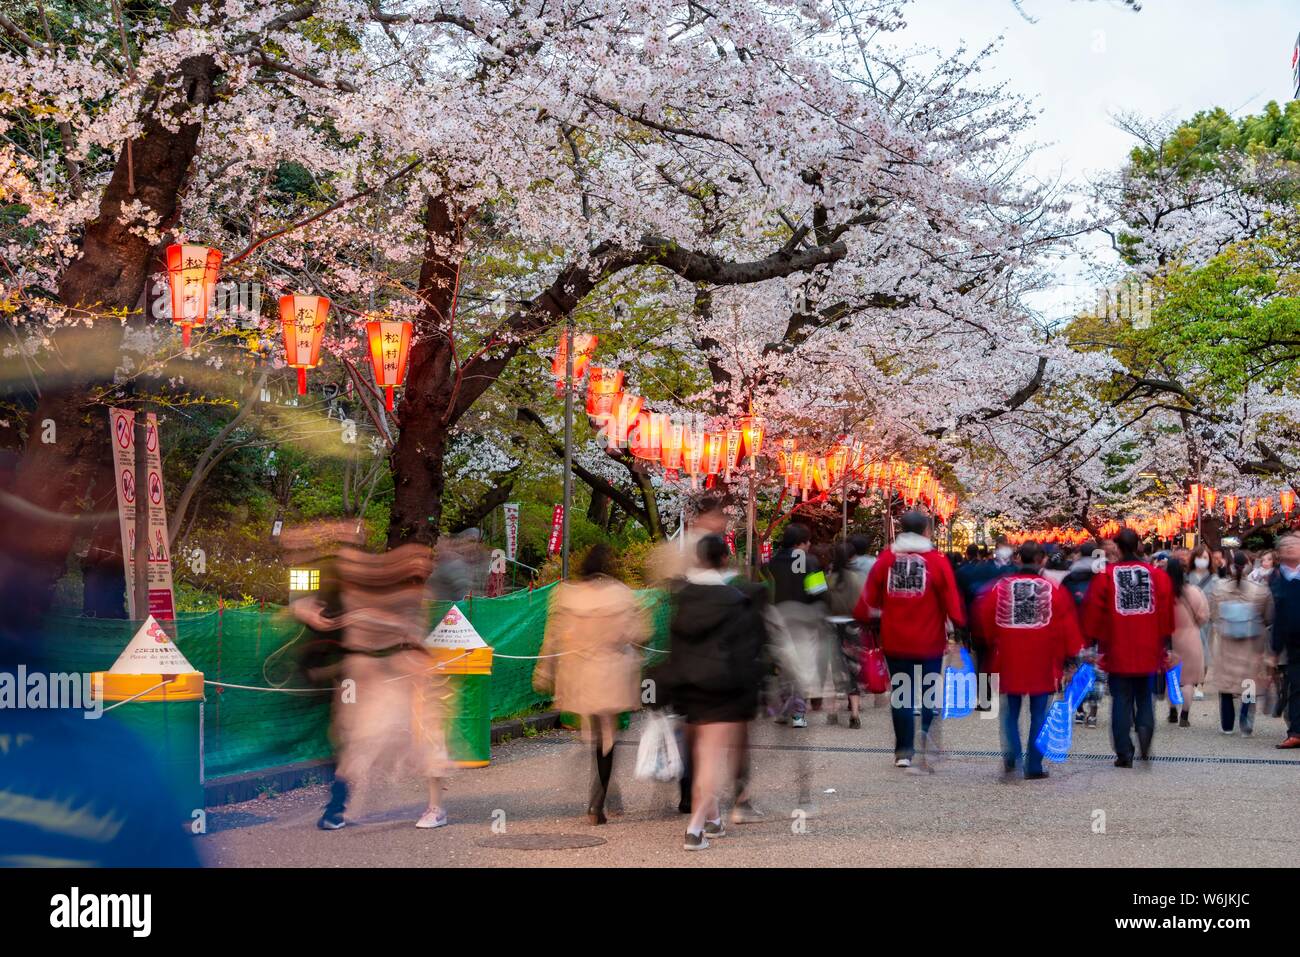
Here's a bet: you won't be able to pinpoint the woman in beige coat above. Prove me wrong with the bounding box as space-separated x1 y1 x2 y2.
534 544 648 824
1167 557 1209 727
1207 551 1274 737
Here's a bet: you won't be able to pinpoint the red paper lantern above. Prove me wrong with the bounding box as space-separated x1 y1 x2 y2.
1282 489 1296 516
365 318 413 411
279 295 330 395
704 432 725 476
1203 486 1218 512
585 367 624 416
659 419 684 472
739 414 765 460
1224 495 1239 522
551 333 598 392
165 243 222 348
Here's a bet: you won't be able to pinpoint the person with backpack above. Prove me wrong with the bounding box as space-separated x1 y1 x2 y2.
665 534 767 851
973 541 1082 780
853 511 965 770
1207 550 1273 737
1082 528 1175 767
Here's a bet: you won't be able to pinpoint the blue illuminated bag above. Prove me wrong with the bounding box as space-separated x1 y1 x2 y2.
943 646 977 719
1036 664 1096 763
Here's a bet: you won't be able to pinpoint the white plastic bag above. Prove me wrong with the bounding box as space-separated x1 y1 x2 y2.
634 711 683 782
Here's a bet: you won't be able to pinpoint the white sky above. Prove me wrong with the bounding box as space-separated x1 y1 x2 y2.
893 0 1300 318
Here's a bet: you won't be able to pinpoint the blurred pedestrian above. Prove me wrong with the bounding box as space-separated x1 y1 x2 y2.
1207 550 1272 737
533 544 647 824
664 535 767 851
1269 534 1300 749
827 534 875 729
1166 556 1209 728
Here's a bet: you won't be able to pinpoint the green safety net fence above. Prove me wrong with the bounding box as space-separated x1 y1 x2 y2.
38 583 672 780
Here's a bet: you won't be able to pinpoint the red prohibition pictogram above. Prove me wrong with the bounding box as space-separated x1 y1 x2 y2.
120 469 135 503
149 470 163 505
114 413 132 449
145 419 158 452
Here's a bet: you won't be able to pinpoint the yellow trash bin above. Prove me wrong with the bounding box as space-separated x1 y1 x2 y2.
427 645 494 768
92 670 205 817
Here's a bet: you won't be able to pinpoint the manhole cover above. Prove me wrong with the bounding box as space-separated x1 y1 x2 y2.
475 833 607 850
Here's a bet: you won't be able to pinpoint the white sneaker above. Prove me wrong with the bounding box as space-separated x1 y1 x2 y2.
791 715 808 729
1193 688 1206 701
416 807 448 829
894 757 912 768
1220 728 1235 736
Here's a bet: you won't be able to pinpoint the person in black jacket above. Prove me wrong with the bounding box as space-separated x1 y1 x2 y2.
1271 534 1300 749
666 534 767 851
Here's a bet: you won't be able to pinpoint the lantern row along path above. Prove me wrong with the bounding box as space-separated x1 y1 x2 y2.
201 697 1300 868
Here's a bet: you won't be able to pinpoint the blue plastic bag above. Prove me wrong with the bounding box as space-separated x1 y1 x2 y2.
1037 700 1075 763
1167 663 1184 707
943 647 977 719
1035 664 1096 763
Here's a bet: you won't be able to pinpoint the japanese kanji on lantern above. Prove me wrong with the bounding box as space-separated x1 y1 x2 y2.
365 317 413 411
165 243 221 348
279 294 330 395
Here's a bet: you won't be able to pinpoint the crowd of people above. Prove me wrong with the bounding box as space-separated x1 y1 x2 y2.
536 500 1300 852
292 503 1300 853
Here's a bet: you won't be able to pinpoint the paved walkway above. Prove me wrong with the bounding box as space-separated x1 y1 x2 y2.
202 695 1300 867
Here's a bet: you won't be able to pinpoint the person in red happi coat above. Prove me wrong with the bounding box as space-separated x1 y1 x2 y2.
854 511 965 770
974 541 1082 779
1082 528 1175 767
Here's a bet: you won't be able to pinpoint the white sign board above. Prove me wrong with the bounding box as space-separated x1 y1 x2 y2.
424 606 488 650
109 615 197 675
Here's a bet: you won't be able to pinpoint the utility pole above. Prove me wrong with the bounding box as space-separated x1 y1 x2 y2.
561 318 574 580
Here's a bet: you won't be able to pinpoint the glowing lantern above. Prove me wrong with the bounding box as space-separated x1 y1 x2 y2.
739 414 765 462
585 367 624 416
829 443 850 487
278 295 330 395
682 426 706 487
724 429 743 479
598 393 642 451
1260 497 1274 523
1224 495 1239 523
1203 487 1218 512
628 412 655 460
1247 499 1259 524
704 432 726 477
365 317 413 411
165 243 222 348
660 419 684 474
1282 489 1296 516
551 333 598 392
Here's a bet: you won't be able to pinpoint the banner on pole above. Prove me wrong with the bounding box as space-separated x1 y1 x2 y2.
504 502 520 561
547 504 564 556
109 408 176 620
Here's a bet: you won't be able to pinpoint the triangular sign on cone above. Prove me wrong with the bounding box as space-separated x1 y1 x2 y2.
109 615 197 675
424 605 487 650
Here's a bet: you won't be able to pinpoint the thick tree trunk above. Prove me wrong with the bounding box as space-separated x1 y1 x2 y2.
0 8 219 638
386 197 461 546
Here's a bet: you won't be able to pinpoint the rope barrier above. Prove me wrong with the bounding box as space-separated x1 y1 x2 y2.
102 680 169 712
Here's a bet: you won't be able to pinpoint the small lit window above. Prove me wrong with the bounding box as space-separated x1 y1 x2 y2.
289 568 320 591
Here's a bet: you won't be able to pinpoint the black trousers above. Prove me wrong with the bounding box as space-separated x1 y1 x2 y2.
1109 674 1155 761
